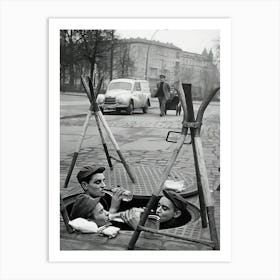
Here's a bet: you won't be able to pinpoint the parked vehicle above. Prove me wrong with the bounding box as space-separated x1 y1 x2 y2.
96 78 151 114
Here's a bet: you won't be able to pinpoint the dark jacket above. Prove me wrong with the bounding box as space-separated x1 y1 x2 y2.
156 81 170 100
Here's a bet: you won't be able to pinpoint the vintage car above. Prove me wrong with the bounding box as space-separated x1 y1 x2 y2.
96 78 151 114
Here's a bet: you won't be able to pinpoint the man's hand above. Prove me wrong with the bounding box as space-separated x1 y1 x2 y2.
120 208 144 229
109 187 127 214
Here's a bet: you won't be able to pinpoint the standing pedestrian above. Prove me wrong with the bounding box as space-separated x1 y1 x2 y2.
156 74 171 116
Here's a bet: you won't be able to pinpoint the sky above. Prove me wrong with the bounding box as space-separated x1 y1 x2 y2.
116 29 219 55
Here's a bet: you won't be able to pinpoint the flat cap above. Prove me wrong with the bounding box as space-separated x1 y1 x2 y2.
70 194 100 220
162 189 189 213
76 165 105 184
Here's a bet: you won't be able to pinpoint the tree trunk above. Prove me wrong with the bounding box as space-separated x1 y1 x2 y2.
60 65 64 90
69 64 75 88
110 31 114 81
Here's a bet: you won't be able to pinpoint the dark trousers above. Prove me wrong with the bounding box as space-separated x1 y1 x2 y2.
158 96 167 115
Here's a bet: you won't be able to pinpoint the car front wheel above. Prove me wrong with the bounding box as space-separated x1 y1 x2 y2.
126 101 134 115
143 101 149 113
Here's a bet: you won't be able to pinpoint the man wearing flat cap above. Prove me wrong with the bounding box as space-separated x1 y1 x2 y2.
70 195 109 227
120 189 191 230
74 165 126 214
156 74 171 116
157 189 191 229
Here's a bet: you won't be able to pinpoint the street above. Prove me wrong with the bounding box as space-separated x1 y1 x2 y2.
60 91 220 245
60 92 220 196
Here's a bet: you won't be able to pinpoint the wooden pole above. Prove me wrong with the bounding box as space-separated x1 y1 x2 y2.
181 83 207 228
128 84 220 250
81 76 136 183
128 122 188 250
137 225 215 248
60 195 74 233
179 81 220 248
194 135 220 249
97 111 136 183
128 194 159 249
90 76 113 170
94 114 113 170
63 110 92 188
193 87 220 249
63 76 110 188
82 76 113 170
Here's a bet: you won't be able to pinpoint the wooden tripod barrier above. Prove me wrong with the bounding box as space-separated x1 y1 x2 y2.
179 83 220 249
87 77 113 170
82 76 136 183
194 86 220 250
128 83 220 250
178 83 208 228
63 78 111 188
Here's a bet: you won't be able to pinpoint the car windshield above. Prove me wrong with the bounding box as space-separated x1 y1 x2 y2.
109 82 132 91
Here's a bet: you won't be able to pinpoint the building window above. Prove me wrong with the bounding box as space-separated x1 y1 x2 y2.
133 82 141 91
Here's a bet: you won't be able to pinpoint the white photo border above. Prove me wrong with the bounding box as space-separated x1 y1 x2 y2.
49 18 231 262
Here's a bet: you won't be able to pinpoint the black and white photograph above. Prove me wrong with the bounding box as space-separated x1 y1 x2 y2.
50 18 231 259
1 1 279 279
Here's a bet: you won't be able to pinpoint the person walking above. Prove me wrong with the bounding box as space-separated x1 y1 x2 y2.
156 74 171 116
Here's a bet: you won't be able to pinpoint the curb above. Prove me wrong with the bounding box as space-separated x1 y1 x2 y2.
60 107 158 119
61 114 87 119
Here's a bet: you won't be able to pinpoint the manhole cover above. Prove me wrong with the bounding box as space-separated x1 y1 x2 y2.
105 165 197 196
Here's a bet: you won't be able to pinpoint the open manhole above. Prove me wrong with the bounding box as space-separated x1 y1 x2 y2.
63 192 200 232
61 165 204 242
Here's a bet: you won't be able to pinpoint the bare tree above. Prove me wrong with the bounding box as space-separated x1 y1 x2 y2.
109 30 115 81
114 42 135 78
213 37 220 72
60 30 82 89
60 29 116 90
76 30 114 81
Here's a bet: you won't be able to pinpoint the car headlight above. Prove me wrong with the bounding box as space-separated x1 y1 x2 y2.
97 95 105 103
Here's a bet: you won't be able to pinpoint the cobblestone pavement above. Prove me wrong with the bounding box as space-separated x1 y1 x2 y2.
60 96 220 243
60 101 220 193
